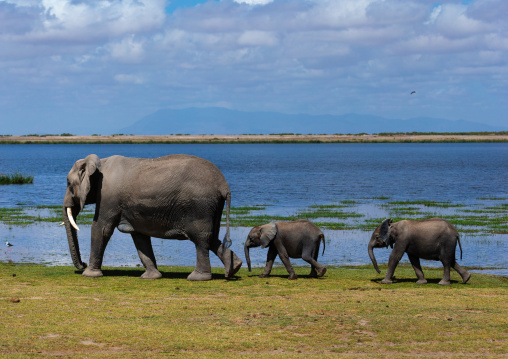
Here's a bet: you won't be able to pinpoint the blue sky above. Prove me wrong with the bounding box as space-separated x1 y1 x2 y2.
0 0 507 134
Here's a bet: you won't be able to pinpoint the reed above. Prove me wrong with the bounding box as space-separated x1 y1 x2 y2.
0 172 33 185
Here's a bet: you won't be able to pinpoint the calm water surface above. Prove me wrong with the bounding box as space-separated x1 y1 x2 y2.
1 143 507 276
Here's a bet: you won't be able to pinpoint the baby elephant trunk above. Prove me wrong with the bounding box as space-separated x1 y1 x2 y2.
368 240 381 274
244 244 252 272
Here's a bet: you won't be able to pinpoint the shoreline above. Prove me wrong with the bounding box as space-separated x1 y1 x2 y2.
1 133 508 144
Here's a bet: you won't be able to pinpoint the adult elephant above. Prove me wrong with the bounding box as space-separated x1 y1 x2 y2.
62 154 242 281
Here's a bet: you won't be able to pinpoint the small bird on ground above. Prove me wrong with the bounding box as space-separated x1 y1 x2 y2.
410 91 416 95
6 240 13 247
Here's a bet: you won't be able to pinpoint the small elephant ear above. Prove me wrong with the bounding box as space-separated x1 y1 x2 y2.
379 218 392 245
78 154 101 211
260 222 278 248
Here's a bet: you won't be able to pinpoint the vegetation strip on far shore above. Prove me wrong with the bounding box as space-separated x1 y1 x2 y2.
1 263 506 357
1 132 508 144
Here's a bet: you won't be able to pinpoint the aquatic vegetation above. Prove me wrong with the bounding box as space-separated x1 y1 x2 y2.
225 206 266 216
387 200 464 208
0 172 33 185
1 198 506 235
0 205 95 226
309 204 350 209
296 208 363 219
340 200 359 205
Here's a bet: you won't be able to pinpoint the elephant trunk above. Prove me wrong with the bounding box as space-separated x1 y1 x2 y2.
63 206 87 270
244 242 252 272
368 241 381 274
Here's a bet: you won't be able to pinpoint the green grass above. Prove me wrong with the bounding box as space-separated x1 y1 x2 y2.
0 263 506 357
0 172 33 185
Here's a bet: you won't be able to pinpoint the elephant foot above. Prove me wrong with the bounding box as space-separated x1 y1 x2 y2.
141 269 162 280
438 279 451 285
381 278 392 284
416 279 427 284
288 273 298 280
224 255 242 279
259 273 269 278
318 267 327 277
462 272 471 284
187 270 212 281
83 268 103 278
308 271 318 278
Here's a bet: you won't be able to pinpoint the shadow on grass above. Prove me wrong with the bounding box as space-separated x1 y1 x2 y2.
370 277 460 285
76 269 242 281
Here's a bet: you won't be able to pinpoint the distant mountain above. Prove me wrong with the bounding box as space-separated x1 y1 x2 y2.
120 108 505 135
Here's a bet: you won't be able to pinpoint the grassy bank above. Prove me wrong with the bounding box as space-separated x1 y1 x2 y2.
1 263 506 357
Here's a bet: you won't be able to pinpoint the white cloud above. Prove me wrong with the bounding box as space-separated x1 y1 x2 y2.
234 0 274 5
108 36 146 63
238 31 278 47
114 73 144 84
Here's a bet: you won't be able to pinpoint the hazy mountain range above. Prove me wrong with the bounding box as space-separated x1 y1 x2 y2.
120 107 505 135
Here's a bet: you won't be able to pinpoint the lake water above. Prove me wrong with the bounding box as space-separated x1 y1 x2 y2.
1 143 507 276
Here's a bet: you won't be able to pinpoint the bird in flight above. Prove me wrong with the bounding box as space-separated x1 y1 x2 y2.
410 91 416 95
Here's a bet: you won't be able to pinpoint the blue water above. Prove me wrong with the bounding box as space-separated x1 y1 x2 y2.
1 143 507 276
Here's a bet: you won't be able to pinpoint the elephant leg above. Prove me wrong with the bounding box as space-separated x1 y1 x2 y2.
260 246 277 278
83 222 113 278
210 241 242 279
303 245 326 278
382 247 405 284
453 262 471 284
131 233 162 279
439 258 452 285
275 245 297 280
408 254 427 284
187 240 213 281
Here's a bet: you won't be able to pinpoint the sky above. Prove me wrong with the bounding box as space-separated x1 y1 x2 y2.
0 0 507 135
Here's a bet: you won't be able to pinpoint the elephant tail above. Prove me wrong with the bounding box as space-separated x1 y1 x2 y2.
222 191 232 250
320 233 326 256
457 234 463 260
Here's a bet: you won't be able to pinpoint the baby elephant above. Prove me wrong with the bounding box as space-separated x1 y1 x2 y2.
244 219 326 280
368 218 471 285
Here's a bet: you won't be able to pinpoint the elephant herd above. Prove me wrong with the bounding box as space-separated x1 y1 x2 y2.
63 154 471 285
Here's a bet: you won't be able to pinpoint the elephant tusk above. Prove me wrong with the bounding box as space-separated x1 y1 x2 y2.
67 207 80 231
60 222 65 226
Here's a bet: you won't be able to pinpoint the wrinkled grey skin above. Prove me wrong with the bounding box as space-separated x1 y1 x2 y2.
368 218 471 285
244 219 326 280
63 154 242 281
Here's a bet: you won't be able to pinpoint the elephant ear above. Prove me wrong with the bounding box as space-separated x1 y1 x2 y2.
379 218 393 246
260 222 278 248
78 154 101 211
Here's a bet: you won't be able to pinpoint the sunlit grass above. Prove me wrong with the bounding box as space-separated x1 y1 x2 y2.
0 263 506 357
